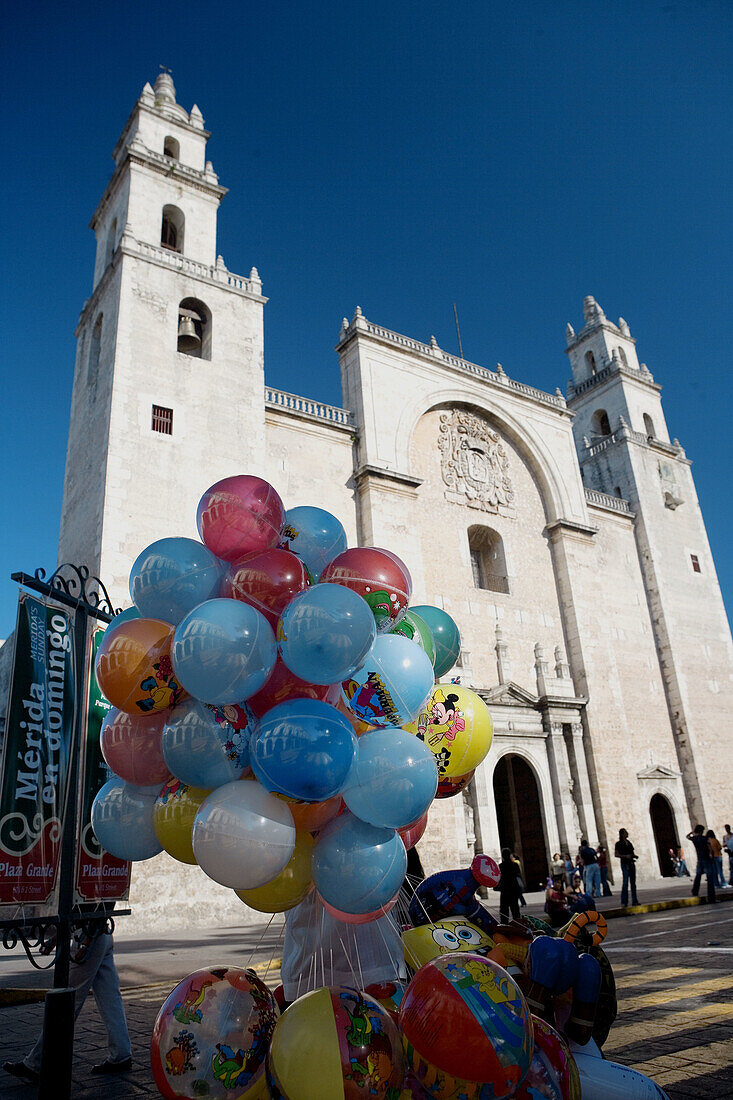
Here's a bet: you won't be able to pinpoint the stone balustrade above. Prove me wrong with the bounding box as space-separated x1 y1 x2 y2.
265 387 355 427
584 488 632 514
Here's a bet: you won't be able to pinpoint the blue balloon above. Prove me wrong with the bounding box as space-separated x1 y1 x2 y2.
280 506 348 582
250 699 357 802
172 598 277 705
342 726 437 829
278 583 376 685
129 537 223 625
162 697 255 788
409 605 461 679
312 811 407 915
91 777 162 861
341 634 434 728
102 605 141 642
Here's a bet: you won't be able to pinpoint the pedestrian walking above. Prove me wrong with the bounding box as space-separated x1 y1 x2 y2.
723 825 733 886
3 906 132 1085
494 847 524 923
597 844 613 896
578 838 601 898
511 852 527 907
614 828 639 907
706 831 728 889
688 824 716 903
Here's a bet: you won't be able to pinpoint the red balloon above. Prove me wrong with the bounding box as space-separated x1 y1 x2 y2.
196 474 285 562
320 894 398 924
247 655 340 717
100 708 170 785
225 548 309 630
399 810 429 850
320 547 411 633
436 769 476 799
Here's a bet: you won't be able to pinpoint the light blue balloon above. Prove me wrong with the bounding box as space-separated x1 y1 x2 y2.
342 727 438 829
162 697 255 788
279 583 376 685
172 598 277 705
312 811 407 915
129 537 223 625
251 699 357 802
91 777 162 861
341 634 434 728
280 506 348 581
409 605 461 679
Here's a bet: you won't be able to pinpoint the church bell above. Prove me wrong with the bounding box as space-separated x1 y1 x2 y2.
177 314 200 353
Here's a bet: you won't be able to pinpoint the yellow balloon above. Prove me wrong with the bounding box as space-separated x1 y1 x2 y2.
153 779 210 864
235 831 314 913
404 683 493 778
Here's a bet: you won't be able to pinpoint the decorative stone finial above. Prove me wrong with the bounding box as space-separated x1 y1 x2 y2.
430 335 439 348
618 316 630 336
248 266 261 285
340 317 349 333
554 646 570 680
353 306 362 318
140 82 155 105
495 362 505 374
583 295 605 323
154 70 177 107
216 255 227 269
495 624 509 685
565 322 575 343
189 104 204 128
640 362 652 377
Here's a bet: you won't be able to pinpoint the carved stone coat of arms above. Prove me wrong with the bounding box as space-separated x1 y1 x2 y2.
438 410 514 511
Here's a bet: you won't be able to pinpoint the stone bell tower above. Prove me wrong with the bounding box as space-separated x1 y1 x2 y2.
566 296 733 830
58 72 268 607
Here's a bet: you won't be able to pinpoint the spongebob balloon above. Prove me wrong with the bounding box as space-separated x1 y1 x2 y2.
402 918 495 970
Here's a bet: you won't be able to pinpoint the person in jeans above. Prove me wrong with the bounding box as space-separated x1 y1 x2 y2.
688 824 716 903
723 825 733 886
578 838 601 898
706 830 728 889
3 906 132 1085
597 844 613 896
675 845 690 877
614 828 639 907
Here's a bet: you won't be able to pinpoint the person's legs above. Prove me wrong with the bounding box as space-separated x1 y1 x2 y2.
692 860 703 897
714 856 725 888
601 867 612 896
499 895 510 924
510 897 520 921
728 852 733 886
620 863 629 906
704 859 716 903
586 864 601 898
91 936 131 1064
628 861 639 905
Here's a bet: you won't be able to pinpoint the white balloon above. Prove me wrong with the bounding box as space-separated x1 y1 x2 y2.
192 780 295 889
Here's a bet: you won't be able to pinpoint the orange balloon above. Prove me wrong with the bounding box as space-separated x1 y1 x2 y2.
95 618 185 716
275 794 344 833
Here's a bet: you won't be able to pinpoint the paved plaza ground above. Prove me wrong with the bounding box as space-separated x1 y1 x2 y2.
0 880 731 1097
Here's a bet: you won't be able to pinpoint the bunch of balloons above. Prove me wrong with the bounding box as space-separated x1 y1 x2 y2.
92 473 495 920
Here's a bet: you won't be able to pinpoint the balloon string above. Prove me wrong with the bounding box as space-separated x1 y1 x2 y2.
336 927 361 989
246 911 277 969
263 917 285 986
349 921 365 991
297 896 319 1002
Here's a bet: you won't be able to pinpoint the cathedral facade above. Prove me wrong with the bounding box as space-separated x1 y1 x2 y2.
57 74 733 927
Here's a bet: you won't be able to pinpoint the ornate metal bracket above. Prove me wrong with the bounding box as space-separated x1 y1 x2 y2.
0 911 130 970
11 564 122 621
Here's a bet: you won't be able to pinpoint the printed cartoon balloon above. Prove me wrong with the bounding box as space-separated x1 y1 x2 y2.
402 918 497 970
196 474 285 562
512 1016 579 1100
436 768 476 799
399 953 533 1099
409 605 461 678
341 634 434 729
389 609 436 665
404 683 492 778
224 547 309 630
95 618 184 715
279 505 348 582
320 547 411 632
153 779 210 865
151 966 278 1099
267 986 404 1100
162 697 254 789
171 599 276 705
129 537 223 625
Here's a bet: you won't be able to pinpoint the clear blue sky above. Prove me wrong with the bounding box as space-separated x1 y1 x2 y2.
1 0 731 638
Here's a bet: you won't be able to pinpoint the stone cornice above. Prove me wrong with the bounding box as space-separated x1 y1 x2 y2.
544 518 598 540
353 464 423 489
565 319 637 352
568 360 661 400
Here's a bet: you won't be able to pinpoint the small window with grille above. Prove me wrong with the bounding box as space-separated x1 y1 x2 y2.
152 405 173 435
690 554 701 574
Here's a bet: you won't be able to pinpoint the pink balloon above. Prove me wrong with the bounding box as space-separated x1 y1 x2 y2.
398 811 429 851
196 475 285 562
319 894 398 924
100 708 170 785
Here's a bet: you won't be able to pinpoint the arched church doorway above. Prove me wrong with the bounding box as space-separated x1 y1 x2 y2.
493 755 549 891
650 793 678 877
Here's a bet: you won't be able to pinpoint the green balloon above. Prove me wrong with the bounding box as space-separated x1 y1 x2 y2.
409 605 461 678
389 610 436 666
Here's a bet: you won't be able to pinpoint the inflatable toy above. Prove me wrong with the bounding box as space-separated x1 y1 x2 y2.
153 779 210 865
236 831 314 913
101 605 141 641
341 726 438 829
171 598 277 705
91 777 162 861
399 953 533 1099
341 634 434 729
278 794 343 833
192 780 296 890
151 966 278 1099
279 505 348 581
225 547 309 629
312 811 407 916
408 605 461 678
320 547 411 632
129 536 223 625
250 699 357 802
436 767 475 798
95 617 183 715
278 583 376 685
100 707 170 786
196 474 285 562
561 908 608 948
513 1016 580 1100
409 853 500 932
398 809 428 850
389 609 435 665
402 918 497 970
404 683 492 778
565 953 602 1046
162 697 254 789
571 1039 670 1099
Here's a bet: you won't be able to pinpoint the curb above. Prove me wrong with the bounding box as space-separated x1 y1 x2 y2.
600 889 733 920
